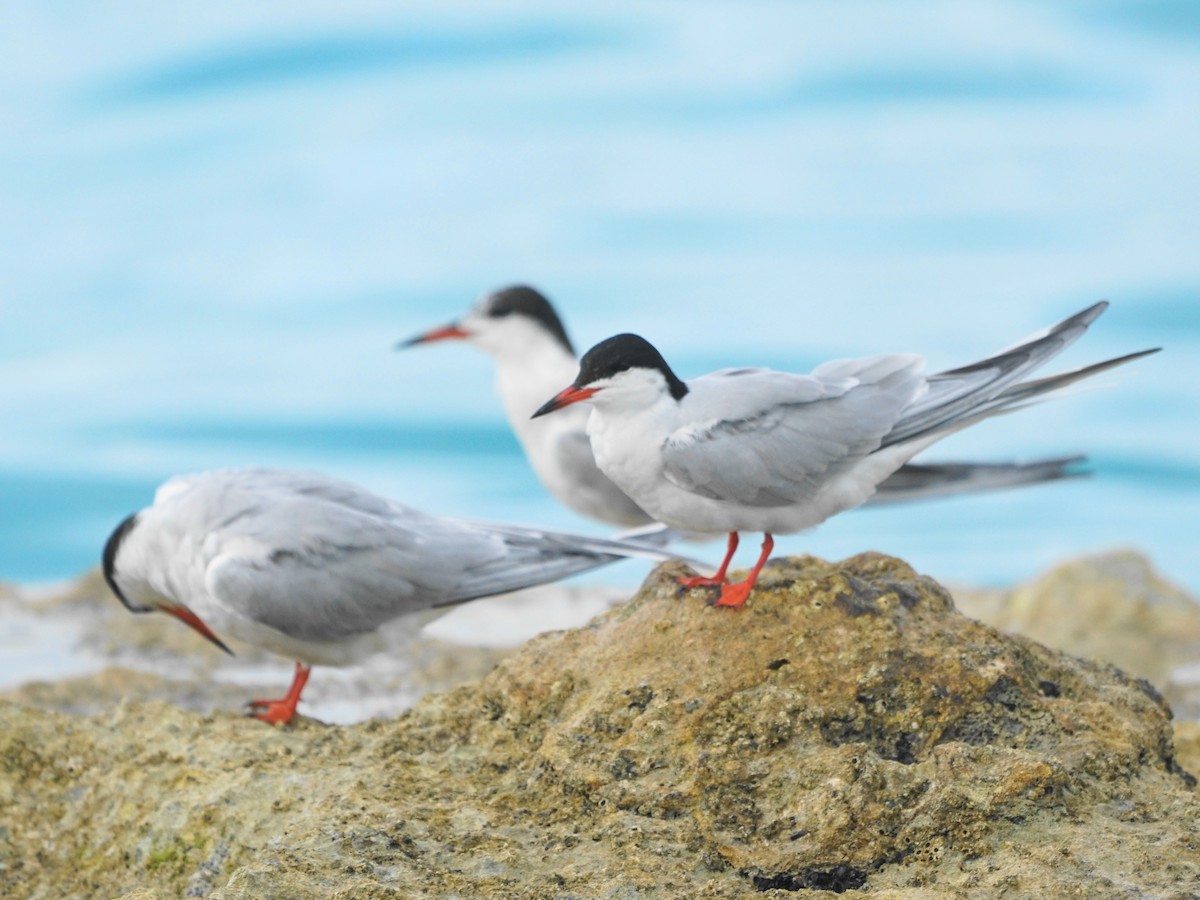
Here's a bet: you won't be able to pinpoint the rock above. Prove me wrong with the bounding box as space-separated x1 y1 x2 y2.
1 553 1197 898
953 549 1200 719
1177 721 1200 783
1 666 249 717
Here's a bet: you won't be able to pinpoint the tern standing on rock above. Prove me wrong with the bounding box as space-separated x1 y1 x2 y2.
533 302 1158 609
102 467 683 725
401 285 1094 528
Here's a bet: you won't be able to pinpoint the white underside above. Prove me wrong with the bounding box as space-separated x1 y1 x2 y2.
194 601 448 667
496 346 652 526
592 407 943 534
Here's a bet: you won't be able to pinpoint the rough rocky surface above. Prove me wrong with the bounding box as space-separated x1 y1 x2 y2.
953 549 1200 720
1177 721 1200 784
2 553 1197 898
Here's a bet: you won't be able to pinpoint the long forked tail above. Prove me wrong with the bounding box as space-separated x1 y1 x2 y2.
968 348 1159 418
867 455 1087 505
880 302 1159 449
430 521 702 609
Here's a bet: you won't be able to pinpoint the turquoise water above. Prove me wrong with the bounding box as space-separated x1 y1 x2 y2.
1 2 1198 590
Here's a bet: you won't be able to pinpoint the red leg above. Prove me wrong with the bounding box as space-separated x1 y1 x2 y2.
678 532 739 589
716 534 774 608
248 661 311 726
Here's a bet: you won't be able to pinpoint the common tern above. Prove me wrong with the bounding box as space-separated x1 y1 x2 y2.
401 286 653 526
401 285 1090 527
533 301 1158 609
102 467 683 724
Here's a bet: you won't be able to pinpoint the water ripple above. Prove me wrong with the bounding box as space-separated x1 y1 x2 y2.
116 418 523 458
90 24 619 105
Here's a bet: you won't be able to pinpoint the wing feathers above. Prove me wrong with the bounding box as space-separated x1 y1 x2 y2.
177 469 681 644
661 355 926 507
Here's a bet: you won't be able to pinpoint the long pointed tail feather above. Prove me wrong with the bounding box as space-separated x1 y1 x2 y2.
978 348 1160 413
905 347 1162 439
430 520 703 608
882 302 1156 448
867 455 1088 505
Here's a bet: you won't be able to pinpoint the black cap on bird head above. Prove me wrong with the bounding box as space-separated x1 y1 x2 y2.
478 285 574 354
531 332 689 418
101 510 235 654
576 333 689 401
102 513 146 613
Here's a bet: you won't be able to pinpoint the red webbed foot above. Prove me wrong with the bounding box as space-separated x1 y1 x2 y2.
714 580 753 608
678 532 740 592
246 697 299 726
712 534 773 609
246 661 311 726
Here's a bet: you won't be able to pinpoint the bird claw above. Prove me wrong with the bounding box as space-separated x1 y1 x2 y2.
246 698 297 726
714 581 753 608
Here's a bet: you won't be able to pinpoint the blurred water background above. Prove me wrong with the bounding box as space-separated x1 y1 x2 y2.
1 0 1197 596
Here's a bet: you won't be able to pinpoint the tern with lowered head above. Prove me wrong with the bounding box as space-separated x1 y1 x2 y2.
533 302 1157 609
102 467 685 724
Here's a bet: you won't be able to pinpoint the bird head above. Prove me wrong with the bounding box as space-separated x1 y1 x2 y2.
397 285 574 360
532 332 688 418
102 513 233 655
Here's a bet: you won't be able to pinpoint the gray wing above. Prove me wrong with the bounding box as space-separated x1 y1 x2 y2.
205 493 474 643
200 470 683 641
661 356 926 507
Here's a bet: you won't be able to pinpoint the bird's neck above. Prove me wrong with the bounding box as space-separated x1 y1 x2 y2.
494 341 581 424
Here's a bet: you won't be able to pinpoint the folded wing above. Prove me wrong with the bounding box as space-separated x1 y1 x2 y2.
200 470 682 641
661 356 926 507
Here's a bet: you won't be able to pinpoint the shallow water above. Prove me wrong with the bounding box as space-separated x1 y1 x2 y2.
0 1 1197 596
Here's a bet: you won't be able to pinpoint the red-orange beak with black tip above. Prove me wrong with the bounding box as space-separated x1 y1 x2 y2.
160 604 234 655
531 385 599 418
395 323 469 349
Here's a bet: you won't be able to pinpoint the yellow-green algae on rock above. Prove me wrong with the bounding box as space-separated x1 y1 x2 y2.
1 554 1198 898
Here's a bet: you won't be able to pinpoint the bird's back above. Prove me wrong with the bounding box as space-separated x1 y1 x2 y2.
659 355 927 507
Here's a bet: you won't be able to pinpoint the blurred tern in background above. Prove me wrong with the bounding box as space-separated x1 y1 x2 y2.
102 467 685 725
400 285 1090 528
533 301 1158 609
402 286 651 526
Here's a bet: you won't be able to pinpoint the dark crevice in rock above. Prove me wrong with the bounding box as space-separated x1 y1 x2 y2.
817 712 921 764
748 863 869 893
983 675 1028 712
624 684 654 711
833 575 884 617
936 710 1021 747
